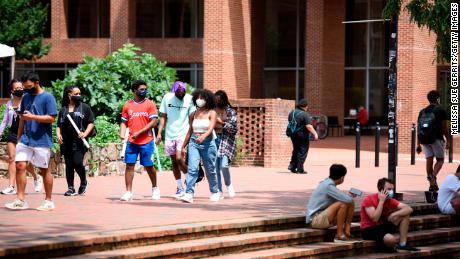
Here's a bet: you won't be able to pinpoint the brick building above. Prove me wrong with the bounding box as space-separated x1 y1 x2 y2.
0 0 451 167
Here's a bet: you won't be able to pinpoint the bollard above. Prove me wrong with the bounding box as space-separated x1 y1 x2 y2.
411 123 416 165
375 122 380 167
449 133 453 163
395 124 399 167
356 122 360 168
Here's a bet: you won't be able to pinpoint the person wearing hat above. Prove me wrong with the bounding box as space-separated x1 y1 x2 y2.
156 81 196 199
286 98 318 174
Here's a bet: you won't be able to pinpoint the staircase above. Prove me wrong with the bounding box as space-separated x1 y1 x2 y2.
1 203 459 258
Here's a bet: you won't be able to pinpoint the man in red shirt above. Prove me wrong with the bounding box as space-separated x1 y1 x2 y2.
119 80 159 201
357 105 368 126
360 178 418 252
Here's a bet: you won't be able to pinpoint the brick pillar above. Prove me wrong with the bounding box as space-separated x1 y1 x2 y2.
204 0 251 99
396 1 437 153
110 0 129 52
305 0 345 122
52 0 67 39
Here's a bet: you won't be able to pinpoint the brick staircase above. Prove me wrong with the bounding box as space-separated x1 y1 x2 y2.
1 203 459 259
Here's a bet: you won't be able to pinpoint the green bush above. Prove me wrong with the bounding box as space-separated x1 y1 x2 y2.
89 115 120 147
51 43 177 122
0 104 9 142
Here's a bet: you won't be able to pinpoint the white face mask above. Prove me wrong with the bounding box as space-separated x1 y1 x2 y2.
196 99 206 108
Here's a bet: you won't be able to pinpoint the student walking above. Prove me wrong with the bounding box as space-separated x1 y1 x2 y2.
180 89 220 203
56 86 95 196
119 80 159 201
0 79 42 195
156 81 195 199
5 72 58 211
214 90 237 198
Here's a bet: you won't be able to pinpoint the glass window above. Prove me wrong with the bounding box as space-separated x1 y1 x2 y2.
346 0 367 21
369 69 388 117
168 63 203 88
165 0 195 37
135 0 162 37
67 0 110 38
345 69 366 113
369 22 389 67
264 70 296 99
345 23 367 67
370 0 387 20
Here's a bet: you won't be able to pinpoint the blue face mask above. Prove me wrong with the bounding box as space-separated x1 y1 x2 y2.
137 89 148 99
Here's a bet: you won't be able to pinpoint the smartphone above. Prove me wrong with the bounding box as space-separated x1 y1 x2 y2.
16 110 25 114
349 188 363 197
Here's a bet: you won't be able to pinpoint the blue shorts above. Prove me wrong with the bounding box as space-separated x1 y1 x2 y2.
124 140 154 166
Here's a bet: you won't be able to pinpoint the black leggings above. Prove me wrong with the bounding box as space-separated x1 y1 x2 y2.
63 142 87 188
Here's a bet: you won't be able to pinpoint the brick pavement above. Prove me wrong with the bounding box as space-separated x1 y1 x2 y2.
0 145 458 247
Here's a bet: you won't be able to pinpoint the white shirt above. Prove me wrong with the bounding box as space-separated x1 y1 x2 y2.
438 174 460 214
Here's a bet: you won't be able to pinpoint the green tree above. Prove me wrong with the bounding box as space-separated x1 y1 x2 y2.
383 0 452 63
0 0 50 60
52 43 177 121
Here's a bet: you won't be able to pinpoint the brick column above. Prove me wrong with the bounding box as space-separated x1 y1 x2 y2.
396 2 437 153
203 0 251 99
305 0 345 122
110 0 129 52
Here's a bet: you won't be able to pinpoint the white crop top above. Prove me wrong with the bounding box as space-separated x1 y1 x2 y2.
192 118 210 133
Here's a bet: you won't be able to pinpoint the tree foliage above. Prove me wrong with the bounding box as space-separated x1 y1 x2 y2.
52 44 177 122
383 0 452 63
0 0 50 60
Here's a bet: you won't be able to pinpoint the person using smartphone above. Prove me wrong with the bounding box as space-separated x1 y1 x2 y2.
360 178 419 252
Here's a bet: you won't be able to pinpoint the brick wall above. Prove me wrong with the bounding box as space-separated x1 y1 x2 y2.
396 0 437 153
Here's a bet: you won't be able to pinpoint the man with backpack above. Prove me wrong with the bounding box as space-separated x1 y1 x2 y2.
417 90 449 192
286 99 318 174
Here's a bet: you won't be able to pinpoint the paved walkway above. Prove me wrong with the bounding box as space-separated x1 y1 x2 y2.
0 144 458 246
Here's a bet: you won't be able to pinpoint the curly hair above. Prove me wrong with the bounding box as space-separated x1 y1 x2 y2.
62 85 79 107
192 89 216 110
215 90 231 108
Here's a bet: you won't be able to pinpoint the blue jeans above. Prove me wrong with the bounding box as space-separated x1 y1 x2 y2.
185 134 219 194
215 135 232 192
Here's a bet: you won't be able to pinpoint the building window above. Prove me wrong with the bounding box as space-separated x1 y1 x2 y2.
263 0 305 101
132 0 203 38
67 0 110 38
33 0 51 38
168 63 203 88
345 0 389 123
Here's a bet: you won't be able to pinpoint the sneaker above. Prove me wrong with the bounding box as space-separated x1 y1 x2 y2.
210 192 223 202
174 188 185 199
180 193 194 203
288 165 296 173
5 199 29 210
36 200 55 211
120 191 133 201
427 175 439 191
226 184 236 198
296 170 307 174
334 235 353 243
152 187 161 200
64 187 77 196
78 182 89 195
1 186 16 195
34 174 43 193
395 244 419 252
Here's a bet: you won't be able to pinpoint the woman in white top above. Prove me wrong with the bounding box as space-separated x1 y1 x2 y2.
180 89 220 203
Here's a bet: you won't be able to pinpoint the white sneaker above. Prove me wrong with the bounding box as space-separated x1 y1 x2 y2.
34 175 43 193
36 200 55 211
120 191 133 201
227 184 236 198
174 188 185 199
5 199 29 210
210 192 223 202
152 187 161 200
1 186 16 195
180 193 194 203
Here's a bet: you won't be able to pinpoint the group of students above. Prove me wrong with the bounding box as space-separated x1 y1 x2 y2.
1 72 237 211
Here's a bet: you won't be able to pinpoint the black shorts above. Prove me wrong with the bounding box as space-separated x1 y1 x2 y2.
6 134 18 144
361 222 398 245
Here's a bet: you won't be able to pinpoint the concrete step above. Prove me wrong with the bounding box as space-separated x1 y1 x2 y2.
209 227 460 259
60 223 460 259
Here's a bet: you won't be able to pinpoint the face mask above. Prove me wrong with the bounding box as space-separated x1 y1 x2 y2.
137 89 148 99
196 99 206 108
24 87 36 94
387 190 394 199
71 95 81 103
12 90 24 97
175 92 185 100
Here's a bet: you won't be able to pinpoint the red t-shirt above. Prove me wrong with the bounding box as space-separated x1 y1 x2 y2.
358 109 369 125
121 99 158 145
360 193 400 229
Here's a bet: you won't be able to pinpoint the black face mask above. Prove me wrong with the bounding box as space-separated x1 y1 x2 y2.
12 90 24 97
175 93 185 100
24 87 36 94
71 95 81 104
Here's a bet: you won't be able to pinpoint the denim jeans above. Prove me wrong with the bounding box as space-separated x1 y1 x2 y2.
215 135 232 192
185 134 219 195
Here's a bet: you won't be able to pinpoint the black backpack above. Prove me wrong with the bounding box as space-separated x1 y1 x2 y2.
417 108 436 144
286 110 301 137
